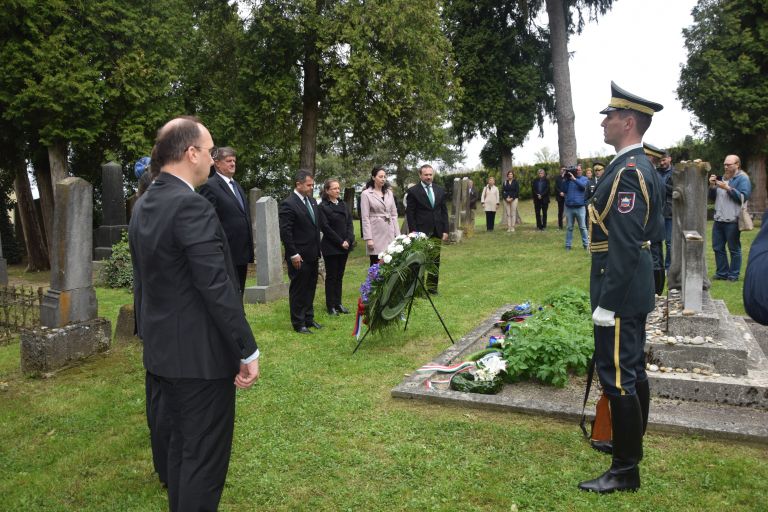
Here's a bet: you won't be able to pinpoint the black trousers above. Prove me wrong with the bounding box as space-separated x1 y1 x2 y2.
534 200 548 230
485 211 496 231
235 264 248 297
287 257 318 329
157 375 236 512
556 197 565 228
594 314 648 396
369 255 379 266
146 372 171 486
324 253 348 310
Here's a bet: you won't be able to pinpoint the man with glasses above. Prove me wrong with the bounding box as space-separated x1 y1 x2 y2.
199 147 254 296
129 117 260 510
709 155 752 281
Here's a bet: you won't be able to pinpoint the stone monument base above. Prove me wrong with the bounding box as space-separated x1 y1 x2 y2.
94 224 127 260
40 286 98 327
20 318 111 375
244 282 289 304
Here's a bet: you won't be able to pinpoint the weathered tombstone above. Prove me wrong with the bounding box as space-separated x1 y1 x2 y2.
460 177 474 236
114 304 138 343
244 197 289 303
94 162 128 260
450 178 463 243
21 178 111 375
249 187 263 266
669 161 711 291
681 230 705 312
0 233 7 286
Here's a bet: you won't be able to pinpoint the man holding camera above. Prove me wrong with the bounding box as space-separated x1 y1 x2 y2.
579 82 665 494
709 155 752 281
563 164 589 251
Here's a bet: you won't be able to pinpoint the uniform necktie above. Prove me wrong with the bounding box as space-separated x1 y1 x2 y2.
304 196 316 224
427 185 434 207
229 179 244 209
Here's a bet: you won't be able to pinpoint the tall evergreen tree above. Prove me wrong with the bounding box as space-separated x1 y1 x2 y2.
678 0 768 211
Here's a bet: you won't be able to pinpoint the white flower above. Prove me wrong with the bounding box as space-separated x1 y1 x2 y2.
382 254 393 264
386 242 397 253
480 355 507 375
418 232 428 239
395 234 406 241
378 251 385 260
401 237 411 246
392 244 404 253
475 368 494 382
408 232 418 239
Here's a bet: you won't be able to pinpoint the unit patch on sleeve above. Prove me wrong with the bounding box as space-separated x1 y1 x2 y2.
617 192 635 213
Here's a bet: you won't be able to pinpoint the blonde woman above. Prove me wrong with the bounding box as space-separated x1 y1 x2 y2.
480 176 500 231
501 170 519 232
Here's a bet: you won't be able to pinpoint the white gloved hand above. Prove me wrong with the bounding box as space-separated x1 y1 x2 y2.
592 306 616 327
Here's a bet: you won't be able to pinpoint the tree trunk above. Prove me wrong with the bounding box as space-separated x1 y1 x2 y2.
499 140 522 224
299 2 322 175
746 150 766 214
34 153 54 253
546 0 578 167
13 161 50 271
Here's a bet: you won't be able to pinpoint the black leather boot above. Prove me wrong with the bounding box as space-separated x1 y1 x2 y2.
579 394 643 493
637 379 650 434
653 269 666 295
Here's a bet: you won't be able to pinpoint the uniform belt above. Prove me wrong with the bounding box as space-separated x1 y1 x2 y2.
589 240 651 253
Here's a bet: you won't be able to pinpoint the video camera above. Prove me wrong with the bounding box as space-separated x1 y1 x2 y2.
564 165 578 179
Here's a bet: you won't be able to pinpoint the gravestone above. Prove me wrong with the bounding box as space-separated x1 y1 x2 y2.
669 161 711 291
0 233 7 286
94 162 128 260
21 178 111 375
249 187 263 266
244 197 289 303
461 178 475 236
450 178 463 243
681 230 705 312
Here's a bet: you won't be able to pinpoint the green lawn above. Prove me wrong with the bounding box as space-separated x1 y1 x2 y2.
0 202 765 511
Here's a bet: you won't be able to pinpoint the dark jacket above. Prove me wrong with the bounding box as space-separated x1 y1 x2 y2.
279 192 322 262
555 175 567 202
501 179 519 200
319 198 354 256
129 173 258 379
405 182 449 237
532 177 550 204
198 173 254 266
744 210 768 325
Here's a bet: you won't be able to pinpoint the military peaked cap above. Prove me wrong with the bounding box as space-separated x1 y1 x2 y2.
600 81 664 116
643 143 665 159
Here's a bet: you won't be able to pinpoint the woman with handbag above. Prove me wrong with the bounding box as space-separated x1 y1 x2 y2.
708 154 752 282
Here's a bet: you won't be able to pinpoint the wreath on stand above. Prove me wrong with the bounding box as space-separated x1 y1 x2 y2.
354 233 439 337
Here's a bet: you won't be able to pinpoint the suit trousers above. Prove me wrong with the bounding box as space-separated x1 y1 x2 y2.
426 238 442 293
235 264 248 297
157 374 236 512
593 315 648 396
324 253 348 310
146 372 170 486
534 199 548 230
485 211 496 231
287 257 319 329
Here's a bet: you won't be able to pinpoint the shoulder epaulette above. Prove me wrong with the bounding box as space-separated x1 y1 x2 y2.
626 156 636 169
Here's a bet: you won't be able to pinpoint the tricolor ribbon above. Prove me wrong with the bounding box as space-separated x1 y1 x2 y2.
352 297 366 340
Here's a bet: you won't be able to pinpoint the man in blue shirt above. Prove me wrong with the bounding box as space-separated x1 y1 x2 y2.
564 165 589 250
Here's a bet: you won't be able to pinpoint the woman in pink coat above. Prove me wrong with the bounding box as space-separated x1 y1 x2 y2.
361 166 400 265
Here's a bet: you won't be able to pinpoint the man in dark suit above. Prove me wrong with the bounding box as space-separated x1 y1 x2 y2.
405 164 449 294
279 169 323 334
129 116 260 511
199 147 253 296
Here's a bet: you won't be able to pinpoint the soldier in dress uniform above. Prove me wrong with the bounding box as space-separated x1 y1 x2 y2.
643 142 668 294
643 142 664 169
578 82 665 494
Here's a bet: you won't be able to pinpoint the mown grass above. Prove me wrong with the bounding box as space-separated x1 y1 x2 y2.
0 202 765 511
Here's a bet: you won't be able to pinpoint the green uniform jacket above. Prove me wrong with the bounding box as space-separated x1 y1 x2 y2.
588 146 665 316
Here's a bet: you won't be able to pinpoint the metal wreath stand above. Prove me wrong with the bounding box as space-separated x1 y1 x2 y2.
353 252 455 354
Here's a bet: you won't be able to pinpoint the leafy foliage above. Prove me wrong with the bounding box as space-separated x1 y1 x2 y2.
100 232 133 289
501 287 593 387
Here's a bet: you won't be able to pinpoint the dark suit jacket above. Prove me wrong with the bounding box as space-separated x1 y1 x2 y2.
532 178 550 204
129 173 258 380
319 199 354 256
405 183 449 237
198 174 254 266
279 192 322 262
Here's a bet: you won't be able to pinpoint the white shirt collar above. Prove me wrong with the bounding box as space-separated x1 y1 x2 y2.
216 171 234 184
609 142 643 165
294 189 309 201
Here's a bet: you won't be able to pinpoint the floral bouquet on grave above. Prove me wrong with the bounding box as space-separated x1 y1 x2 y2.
353 232 439 337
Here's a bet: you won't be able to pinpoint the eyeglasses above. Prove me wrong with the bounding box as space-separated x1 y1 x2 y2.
723 162 737 167
192 146 219 160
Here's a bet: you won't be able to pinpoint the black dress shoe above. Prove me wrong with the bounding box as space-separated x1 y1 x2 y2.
306 321 322 329
336 305 350 314
327 308 339 316
294 326 313 334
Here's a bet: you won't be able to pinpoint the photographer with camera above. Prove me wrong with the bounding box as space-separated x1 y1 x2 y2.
709 155 752 281
563 164 590 251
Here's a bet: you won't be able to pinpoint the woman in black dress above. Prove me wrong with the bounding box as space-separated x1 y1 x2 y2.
319 179 355 315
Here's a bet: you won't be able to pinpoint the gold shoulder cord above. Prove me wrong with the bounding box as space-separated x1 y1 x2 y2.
588 167 651 251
